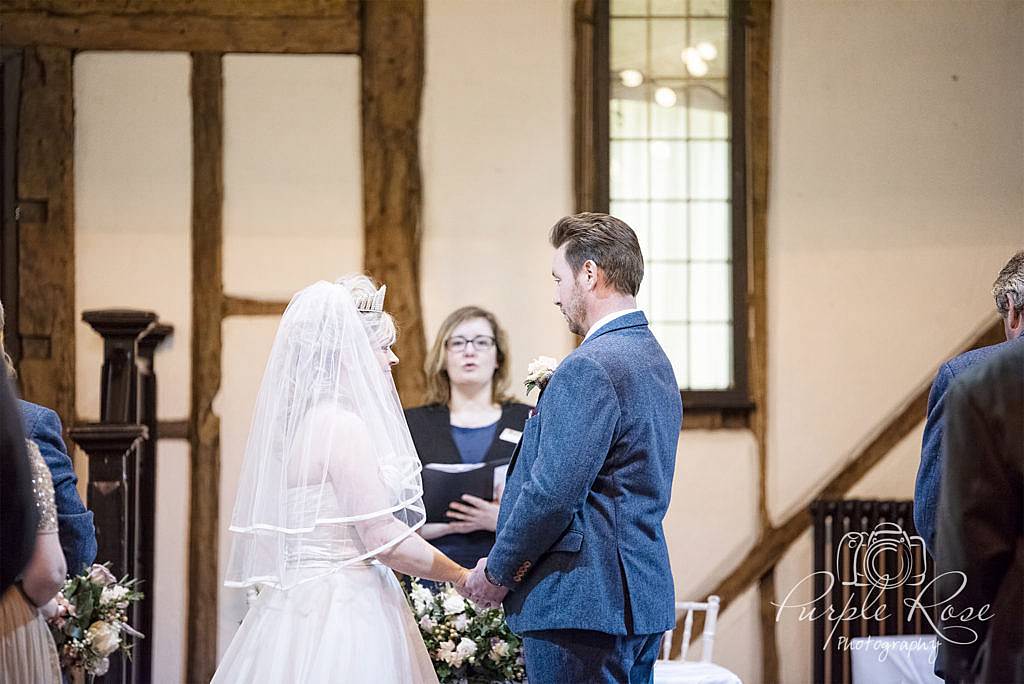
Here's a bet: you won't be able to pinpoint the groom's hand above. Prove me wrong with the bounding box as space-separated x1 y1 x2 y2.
459 557 507 608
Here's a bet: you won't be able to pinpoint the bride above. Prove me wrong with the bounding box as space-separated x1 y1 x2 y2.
212 276 469 683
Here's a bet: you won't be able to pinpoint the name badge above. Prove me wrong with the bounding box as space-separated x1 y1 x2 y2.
499 428 522 444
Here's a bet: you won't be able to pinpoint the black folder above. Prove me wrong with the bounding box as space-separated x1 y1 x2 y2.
421 459 509 523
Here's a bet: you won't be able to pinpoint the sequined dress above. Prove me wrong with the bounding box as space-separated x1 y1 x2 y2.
0 440 62 683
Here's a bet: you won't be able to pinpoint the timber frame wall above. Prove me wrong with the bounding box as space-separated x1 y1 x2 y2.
1 2 427 680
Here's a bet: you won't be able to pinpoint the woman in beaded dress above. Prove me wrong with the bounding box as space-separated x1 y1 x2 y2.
0 439 65 683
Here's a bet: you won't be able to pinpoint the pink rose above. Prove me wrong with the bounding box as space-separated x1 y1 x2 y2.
87 565 117 587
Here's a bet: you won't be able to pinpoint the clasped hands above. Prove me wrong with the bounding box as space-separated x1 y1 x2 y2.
456 557 507 609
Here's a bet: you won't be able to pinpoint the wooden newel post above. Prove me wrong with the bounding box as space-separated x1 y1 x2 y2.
67 424 148 684
133 323 172 684
81 309 157 423
77 309 167 684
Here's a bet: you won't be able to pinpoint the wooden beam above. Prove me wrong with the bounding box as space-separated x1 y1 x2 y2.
361 0 428 407
759 568 780 684
15 46 75 430
746 2 777 680
4 1 357 17
572 0 609 212
1 2 360 54
186 52 223 684
222 295 288 318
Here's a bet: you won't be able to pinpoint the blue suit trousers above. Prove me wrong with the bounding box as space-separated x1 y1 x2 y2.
521 629 662 684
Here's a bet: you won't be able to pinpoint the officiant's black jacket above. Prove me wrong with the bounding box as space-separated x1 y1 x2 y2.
404 401 531 567
404 402 531 465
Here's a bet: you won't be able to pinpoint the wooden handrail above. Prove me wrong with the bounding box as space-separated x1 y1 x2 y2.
670 316 1006 657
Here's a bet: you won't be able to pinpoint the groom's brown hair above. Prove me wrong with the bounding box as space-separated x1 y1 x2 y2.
549 213 644 296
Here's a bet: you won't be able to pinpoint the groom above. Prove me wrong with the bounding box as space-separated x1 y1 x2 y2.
461 213 682 683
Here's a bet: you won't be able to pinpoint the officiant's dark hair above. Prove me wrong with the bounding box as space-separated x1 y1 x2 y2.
549 213 644 296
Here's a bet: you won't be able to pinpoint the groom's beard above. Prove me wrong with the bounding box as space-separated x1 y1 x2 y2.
563 292 587 337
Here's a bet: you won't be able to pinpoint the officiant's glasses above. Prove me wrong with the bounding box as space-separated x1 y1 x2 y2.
445 335 496 353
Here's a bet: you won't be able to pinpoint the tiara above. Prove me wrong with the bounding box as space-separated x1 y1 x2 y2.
353 284 387 313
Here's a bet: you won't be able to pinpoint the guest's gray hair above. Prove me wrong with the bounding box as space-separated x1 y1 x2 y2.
992 250 1024 317
0 299 14 378
334 274 398 349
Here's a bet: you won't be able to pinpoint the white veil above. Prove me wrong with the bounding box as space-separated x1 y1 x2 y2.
224 279 425 589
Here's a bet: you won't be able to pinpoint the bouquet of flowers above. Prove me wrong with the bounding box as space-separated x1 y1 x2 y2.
407 581 526 684
47 563 144 678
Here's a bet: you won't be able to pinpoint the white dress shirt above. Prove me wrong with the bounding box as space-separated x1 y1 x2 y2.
584 308 640 342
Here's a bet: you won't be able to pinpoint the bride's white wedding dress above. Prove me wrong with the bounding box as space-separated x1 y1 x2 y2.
211 280 439 684
212 485 438 683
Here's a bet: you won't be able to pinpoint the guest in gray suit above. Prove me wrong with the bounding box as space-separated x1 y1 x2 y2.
460 213 682 684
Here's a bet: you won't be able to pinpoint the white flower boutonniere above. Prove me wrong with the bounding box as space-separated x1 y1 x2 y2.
524 356 559 396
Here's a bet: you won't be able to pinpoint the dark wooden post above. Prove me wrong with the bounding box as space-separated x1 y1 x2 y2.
79 309 158 684
68 423 147 684
131 322 171 684
81 309 156 423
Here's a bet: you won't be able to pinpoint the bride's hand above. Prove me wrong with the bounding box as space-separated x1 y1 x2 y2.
446 495 499 533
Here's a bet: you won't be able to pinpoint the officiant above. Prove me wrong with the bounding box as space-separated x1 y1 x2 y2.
406 307 531 570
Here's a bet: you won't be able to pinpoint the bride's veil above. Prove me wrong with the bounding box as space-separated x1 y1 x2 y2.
224 279 425 589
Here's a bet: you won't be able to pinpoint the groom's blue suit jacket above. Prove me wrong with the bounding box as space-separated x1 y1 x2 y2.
489 311 682 636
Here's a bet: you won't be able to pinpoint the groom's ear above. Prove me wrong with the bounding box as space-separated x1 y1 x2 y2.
581 259 599 289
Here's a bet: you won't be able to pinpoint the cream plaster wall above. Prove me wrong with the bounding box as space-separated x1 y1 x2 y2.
222 55 363 301
73 52 192 684
767 0 1024 527
420 0 578 383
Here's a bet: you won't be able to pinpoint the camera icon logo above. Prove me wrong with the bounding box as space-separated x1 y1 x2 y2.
837 522 927 589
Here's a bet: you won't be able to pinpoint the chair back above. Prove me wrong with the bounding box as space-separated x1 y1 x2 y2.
661 595 720 663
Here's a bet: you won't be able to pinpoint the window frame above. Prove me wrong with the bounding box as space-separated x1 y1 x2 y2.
584 0 752 415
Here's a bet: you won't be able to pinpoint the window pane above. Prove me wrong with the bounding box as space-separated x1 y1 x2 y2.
651 0 686 16
691 0 728 17
650 141 687 199
690 20 729 79
611 141 649 199
690 323 732 389
611 19 648 73
650 20 688 78
650 262 687 321
611 200 650 257
650 83 686 138
689 262 730 322
688 82 728 138
611 0 647 17
611 84 649 138
651 322 689 386
689 141 728 199
649 201 688 260
690 201 730 260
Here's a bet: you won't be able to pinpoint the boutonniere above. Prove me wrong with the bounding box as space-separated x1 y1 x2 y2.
524 356 559 396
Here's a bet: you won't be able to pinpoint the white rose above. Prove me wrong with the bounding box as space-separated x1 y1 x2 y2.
452 613 469 632
527 356 558 376
100 585 130 609
442 593 466 616
455 637 478 659
490 638 509 659
87 565 117 587
437 640 463 668
419 615 436 633
87 621 121 657
91 657 110 676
